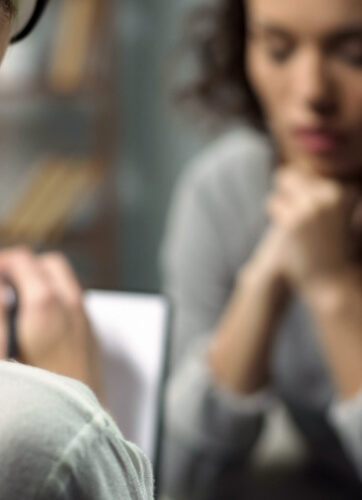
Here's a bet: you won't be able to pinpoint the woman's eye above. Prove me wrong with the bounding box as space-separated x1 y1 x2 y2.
266 44 293 62
263 37 294 63
337 41 362 66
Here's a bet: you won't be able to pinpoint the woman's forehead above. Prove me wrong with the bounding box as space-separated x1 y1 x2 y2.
246 0 362 37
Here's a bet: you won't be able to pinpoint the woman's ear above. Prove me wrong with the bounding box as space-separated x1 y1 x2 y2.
10 0 49 43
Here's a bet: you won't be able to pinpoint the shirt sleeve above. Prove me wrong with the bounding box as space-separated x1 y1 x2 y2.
0 362 154 500
166 337 274 448
160 144 273 499
161 337 275 499
328 389 362 481
38 411 154 500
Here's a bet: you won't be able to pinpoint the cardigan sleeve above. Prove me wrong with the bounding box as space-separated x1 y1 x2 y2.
329 389 362 481
160 132 274 500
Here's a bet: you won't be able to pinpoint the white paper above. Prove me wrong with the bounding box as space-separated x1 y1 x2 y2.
84 290 169 463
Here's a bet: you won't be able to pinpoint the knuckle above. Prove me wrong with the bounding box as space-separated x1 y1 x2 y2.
292 207 313 230
32 287 57 310
275 169 293 186
68 292 84 311
297 205 310 221
286 214 299 231
43 251 69 268
12 246 33 262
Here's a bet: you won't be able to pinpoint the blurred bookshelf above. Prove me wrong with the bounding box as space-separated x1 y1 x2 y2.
0 0 121 289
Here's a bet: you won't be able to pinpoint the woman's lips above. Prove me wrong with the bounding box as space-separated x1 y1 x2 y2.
292 128 345 154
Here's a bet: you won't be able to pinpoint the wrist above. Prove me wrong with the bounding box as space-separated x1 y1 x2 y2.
211 260 289 395
241 257 288 304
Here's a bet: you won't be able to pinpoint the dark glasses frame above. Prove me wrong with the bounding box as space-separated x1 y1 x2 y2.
11 0 50 43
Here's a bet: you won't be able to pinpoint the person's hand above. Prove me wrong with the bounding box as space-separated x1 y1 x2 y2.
0 248 102 399
244 224 288 283
209 201 292 394
266 167 362 292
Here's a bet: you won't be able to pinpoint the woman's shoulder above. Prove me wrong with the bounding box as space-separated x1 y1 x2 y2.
172 126 274 228
179 126 274 205
163 126 273 274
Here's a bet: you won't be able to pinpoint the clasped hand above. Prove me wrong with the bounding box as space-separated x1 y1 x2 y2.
266 168 362 293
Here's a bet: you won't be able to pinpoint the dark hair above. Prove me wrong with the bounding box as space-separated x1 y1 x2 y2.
2 0 17 19
176 0 264 129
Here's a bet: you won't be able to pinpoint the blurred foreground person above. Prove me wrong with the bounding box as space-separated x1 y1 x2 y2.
0 361 153 500
162 0 362 498
0 2 154 499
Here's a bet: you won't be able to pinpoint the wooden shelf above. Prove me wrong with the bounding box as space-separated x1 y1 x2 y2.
0 0 121 289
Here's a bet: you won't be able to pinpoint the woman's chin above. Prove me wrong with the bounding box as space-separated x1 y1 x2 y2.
296 154 362 180
309 160 346 178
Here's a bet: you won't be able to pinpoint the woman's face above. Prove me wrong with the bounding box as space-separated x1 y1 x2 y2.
246 0 362 178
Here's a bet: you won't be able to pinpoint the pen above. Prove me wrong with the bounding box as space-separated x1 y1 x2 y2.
0 275 19 359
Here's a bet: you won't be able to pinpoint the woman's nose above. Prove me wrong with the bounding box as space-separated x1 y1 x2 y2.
294 50 337 116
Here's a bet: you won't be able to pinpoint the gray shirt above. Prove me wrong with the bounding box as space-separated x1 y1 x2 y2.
0 361 154 500
161 127 362 499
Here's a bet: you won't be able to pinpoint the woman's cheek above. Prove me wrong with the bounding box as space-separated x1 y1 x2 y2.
247 51 288 127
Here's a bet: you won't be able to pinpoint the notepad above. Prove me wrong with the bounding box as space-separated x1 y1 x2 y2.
84 290 169 464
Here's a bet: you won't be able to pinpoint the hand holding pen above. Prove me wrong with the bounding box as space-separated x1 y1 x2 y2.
0 248 102 400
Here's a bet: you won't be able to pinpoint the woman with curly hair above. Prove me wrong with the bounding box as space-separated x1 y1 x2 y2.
161 0 362 498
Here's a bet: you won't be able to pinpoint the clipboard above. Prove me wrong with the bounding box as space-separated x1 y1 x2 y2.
84 290 170 473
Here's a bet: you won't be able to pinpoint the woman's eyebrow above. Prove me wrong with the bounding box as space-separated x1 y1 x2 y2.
249 22 362 41
248 22 294 39
329 26 362 41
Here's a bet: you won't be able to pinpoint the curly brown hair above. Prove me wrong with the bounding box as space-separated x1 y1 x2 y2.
176 0 264 129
